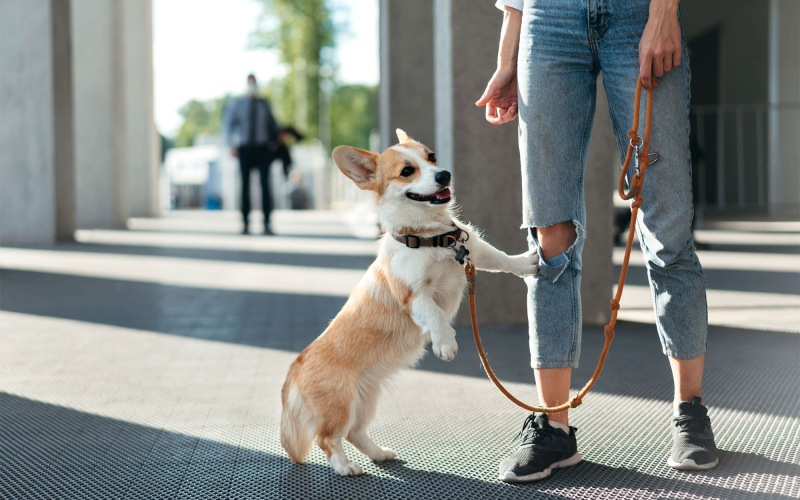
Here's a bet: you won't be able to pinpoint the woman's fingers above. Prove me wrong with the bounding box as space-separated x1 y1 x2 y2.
653 55 665 78
639 56 653 90
476 82 497 107
485 102 517 125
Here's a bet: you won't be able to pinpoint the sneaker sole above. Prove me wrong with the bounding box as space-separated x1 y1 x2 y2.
667 457 719 471
499 452 582 483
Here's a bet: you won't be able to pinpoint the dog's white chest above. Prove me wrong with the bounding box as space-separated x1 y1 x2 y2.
423 257 466 318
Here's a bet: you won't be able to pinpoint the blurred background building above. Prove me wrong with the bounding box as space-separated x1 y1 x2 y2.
1 0 797 323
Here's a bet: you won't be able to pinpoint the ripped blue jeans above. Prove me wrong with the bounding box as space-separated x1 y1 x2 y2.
518 0 708 368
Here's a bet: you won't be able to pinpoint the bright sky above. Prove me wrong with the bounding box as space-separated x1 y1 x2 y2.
153 0 379 137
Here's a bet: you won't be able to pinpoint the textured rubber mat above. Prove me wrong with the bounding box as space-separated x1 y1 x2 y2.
1 213 798 499
0 316 797 499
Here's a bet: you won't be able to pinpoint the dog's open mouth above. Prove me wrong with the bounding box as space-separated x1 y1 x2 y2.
406 187 452 204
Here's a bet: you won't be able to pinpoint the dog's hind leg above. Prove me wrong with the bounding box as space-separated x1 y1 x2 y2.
318 430 363 476
347 429 397 463
346 384 397 462
314 392 364 476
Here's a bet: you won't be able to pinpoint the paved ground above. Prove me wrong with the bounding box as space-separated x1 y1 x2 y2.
1 210 798 499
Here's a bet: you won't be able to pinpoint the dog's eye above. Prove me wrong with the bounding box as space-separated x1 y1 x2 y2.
428 152 436 163
400 166 415 177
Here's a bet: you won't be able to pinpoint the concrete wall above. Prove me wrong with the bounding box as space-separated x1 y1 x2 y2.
682 0 798 214
1 0 157 244
681 0 770 105
0 1 57 244
769 0 800 212
120 0 159 218
72 0 122 228
434 0 527 324
584 78 616 326
379 0 436 149
72 0 159 228
52 0 77 241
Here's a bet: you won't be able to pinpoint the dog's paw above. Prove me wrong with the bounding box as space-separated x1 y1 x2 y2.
509 250 539 277
332 461 364 476
370 447 398 462
432 333 458 361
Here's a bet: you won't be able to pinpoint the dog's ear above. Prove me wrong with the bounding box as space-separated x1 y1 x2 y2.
333 146 379 190
396 128 414 143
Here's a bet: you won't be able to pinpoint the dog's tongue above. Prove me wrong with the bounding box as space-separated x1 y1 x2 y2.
435 187 452 199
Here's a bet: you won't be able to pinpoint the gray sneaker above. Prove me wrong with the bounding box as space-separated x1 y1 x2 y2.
668 396 719 471
498 413 582 483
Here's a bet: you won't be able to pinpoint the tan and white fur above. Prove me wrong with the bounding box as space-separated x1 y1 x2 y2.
280 129 538 476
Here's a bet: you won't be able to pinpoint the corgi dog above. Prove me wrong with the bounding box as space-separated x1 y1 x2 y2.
280 129 538 476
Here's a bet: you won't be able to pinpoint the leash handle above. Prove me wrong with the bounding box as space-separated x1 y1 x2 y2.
619 80 654 200
469 78 653 413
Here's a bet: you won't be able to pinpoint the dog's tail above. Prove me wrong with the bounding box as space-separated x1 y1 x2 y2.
280 377 314 463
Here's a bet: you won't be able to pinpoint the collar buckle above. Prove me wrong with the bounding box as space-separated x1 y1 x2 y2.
404 235 421 249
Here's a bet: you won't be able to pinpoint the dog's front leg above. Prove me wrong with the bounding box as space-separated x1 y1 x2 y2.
462 229 538 277
410 295 457 361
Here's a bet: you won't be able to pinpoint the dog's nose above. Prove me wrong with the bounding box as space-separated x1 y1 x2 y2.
435 170 451 186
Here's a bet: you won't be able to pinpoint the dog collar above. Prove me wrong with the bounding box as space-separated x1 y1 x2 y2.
392 226 463 249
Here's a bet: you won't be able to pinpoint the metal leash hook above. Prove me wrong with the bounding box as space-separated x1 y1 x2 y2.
631 136 642 178
451 231 470 265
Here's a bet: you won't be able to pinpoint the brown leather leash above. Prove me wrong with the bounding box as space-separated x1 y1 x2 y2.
467 78 655 413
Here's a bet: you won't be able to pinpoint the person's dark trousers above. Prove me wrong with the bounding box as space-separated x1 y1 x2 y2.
238 144 275 229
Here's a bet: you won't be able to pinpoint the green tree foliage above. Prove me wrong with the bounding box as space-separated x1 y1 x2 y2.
174 95 232 148
173 1 378 155
329 84 377 151
250 0 336 141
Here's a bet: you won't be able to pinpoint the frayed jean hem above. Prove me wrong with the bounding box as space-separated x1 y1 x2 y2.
531 359 580 369
663 346 707 361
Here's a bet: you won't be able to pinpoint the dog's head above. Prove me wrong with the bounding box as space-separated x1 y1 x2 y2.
332 129 452 218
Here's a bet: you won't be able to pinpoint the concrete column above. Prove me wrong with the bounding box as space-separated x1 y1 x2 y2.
71 0 124 228
72 0 159 228
52 0 77 241
434 1 613 325
434 0 527 324
120 0 159 217
379 0 435 149
584 77 615 326
0 1 58 244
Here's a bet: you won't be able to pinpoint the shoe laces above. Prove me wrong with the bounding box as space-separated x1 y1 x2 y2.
673 414 708 433
513 414 560 445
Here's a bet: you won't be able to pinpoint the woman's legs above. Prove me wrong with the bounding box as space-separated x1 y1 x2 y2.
600 2 709 402
533 222 578 428
502 1 598 482
670 355 705 408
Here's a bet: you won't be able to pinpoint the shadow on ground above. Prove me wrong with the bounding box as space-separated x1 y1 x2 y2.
1 393 797 500
1 267 798 419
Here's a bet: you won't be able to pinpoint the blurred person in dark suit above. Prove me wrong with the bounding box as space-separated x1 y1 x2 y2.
224 73 280 235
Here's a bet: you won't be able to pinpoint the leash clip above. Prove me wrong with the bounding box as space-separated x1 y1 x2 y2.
454 244 470 265
633 141 641 178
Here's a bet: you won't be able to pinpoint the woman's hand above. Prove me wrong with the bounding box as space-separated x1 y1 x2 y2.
639 0 681 90
476 6 522 125
475 66 518 125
